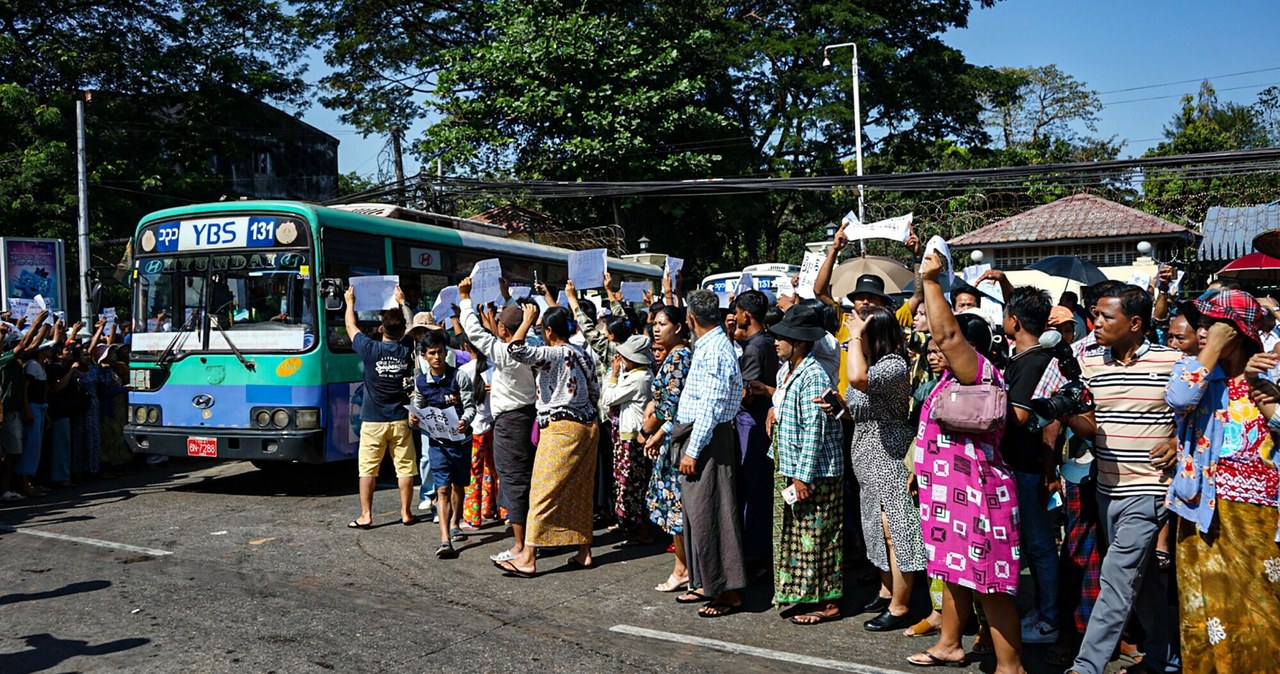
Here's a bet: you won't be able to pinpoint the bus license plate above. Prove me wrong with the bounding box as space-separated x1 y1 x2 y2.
187 437 217 457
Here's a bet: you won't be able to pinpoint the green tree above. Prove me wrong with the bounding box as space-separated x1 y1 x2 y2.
311 0 1017 275
1141 81 1280 223
0 0 311 306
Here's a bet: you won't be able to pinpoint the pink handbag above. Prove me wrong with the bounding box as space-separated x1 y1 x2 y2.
930 359 1006 433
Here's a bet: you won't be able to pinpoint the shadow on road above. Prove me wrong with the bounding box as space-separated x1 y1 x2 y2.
0 633 149 674
0 580 112 606
171 461 352 497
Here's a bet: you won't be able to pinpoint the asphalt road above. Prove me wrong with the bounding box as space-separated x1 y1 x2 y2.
0 460 1125 673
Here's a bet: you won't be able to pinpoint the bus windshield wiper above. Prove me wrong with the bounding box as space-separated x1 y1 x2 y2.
208 315 256 372
155 310 201 369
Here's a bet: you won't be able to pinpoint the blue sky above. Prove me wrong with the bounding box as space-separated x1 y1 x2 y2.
303 0 1280 178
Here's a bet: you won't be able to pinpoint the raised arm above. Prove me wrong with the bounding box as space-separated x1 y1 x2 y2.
813 222 849 305
395 285 412 324
343 285 359 342
844 311 871 391
922 252 979 384
458 278 501 361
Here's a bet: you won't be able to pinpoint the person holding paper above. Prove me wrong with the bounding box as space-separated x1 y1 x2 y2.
410 329 476 559
496 304 600 577
458 277 538 564
345 284 417 530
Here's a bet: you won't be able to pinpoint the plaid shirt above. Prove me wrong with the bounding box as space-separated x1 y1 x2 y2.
675 326 743 459
770 354 844 483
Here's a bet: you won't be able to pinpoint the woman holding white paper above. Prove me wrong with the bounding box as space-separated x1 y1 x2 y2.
497 304 600 577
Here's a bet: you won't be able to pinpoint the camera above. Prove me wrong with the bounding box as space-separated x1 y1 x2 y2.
1025 330 1095 434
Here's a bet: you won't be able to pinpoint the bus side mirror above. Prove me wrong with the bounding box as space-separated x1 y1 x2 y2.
320 279 344 312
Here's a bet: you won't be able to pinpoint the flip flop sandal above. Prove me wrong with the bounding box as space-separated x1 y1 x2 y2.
655 575 689 592
347 519 372 530
492 559 535 578
401 516 419 526
789 611 841 626
904 617 941 637
676 591 712 604
906 651 967 668
698 602 741 618
565 556 594 569
971 633 994 655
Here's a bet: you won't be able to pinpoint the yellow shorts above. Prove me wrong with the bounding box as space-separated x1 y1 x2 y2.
357 419 417 478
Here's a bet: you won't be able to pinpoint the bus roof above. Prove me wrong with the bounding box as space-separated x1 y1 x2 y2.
136 200 661 278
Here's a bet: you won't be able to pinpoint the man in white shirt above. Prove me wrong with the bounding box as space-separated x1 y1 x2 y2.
458 277 538 563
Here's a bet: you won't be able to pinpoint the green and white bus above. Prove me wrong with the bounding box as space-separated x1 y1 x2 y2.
125 201 660 466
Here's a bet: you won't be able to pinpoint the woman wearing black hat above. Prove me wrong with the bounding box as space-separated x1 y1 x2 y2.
768 303 845 625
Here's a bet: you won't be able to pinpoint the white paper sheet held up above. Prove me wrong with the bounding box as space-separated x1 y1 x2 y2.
962 263 991 285
776 276 796 297
432 286 459 322
735 272 754 294
847 213 913 244
469 258 503 306
349 275 399 312
664 256 684 282
508 285 532 300
619 281 649 303
922 237 953 293
568 248 607 289
795 251 825 299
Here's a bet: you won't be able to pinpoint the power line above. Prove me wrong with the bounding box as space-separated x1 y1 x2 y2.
1101 80 1280 107
1097 65 1280 95
424 147 1280 200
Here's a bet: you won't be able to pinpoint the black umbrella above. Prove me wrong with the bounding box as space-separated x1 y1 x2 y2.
1026 256 1109 286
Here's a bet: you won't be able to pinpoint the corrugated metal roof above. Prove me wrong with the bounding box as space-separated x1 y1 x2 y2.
1198 202 1280 261
950 194 1196 247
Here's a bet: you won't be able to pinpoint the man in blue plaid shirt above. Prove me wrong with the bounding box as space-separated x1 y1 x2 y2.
673 289 746 617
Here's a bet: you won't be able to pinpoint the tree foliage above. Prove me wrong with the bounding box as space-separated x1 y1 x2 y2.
0 0 310 249
309 0 1015 274
1141 81 1280 222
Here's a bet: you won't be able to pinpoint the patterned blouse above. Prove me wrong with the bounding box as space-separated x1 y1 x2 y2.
508 340 600 428
652 344 692 423
1165 356 1280 538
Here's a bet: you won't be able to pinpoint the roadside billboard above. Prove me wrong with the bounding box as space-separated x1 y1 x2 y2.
0 238 67 311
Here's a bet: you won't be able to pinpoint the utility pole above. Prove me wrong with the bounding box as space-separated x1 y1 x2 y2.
76 91 92 324
390 125 406 206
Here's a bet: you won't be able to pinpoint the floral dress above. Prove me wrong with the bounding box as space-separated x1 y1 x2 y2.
646 345 692 535
1165 359 1280 673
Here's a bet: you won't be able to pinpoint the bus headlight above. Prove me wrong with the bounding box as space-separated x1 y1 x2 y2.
134 406 147 424
255 409 272 428
271 408 290 429
147 407 159 424
295 408 319 429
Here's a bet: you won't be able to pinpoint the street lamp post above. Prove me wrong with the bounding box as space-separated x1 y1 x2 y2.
823 42 864 229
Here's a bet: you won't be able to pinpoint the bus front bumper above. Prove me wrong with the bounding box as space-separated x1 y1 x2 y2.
125 426 327 464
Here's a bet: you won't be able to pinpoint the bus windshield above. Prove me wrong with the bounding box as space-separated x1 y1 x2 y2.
133 250 316 355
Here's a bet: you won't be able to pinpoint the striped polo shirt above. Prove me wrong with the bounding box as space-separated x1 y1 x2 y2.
1082 341 1179 497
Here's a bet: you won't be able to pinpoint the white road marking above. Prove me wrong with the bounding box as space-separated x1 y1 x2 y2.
0 525 174 556
609 624 916 673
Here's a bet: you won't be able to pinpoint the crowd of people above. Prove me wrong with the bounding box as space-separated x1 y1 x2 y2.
0 313 133 502
294 225 1277 673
